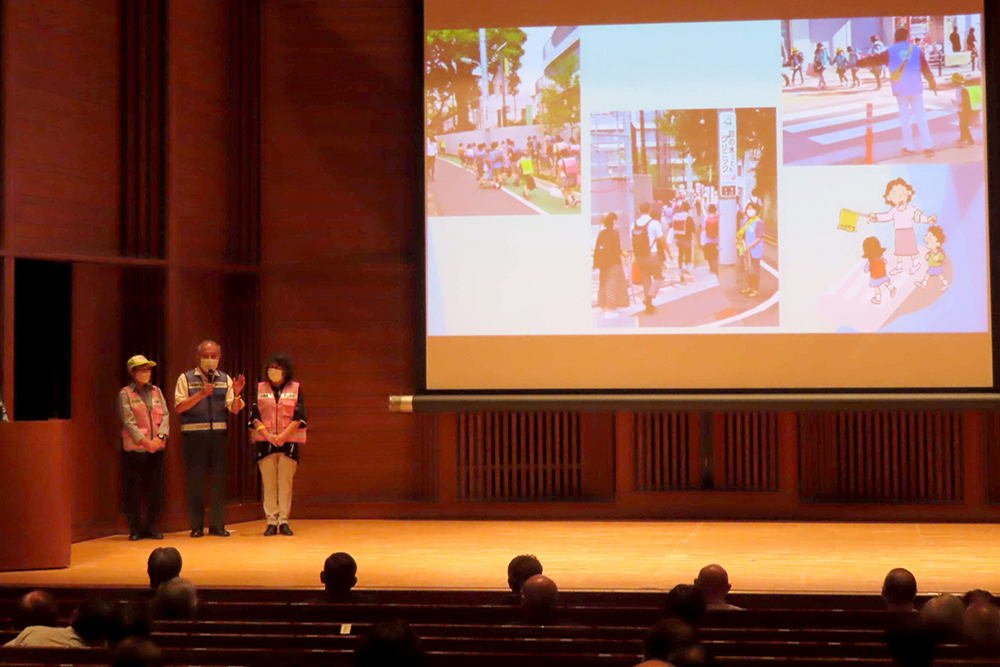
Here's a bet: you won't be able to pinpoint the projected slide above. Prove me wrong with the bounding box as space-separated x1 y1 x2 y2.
425 27 581 216
424 5 991 390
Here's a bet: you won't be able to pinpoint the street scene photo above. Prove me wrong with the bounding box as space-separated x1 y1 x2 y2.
590 108 778 328
424 27 582 216
782 14 984 166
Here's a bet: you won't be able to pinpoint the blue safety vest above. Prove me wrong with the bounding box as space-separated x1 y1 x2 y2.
179 369 230 433
887 41 924 97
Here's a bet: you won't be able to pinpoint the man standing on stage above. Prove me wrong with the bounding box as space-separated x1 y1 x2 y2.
119 355 169 541
174 340 245 537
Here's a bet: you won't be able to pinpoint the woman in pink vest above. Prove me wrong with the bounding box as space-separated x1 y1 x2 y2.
249 354 306 536
118 355 170 541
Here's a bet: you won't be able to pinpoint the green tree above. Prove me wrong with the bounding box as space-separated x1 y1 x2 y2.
425 28 527 133
655 109 717 186
736 108 777 229
536 52 580 134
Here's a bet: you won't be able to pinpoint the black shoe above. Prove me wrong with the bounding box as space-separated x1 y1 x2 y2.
208 528 230 537
263 525 278 537
146 530 164 540
279 524 294 536
129 532 143 541
190 528 204 538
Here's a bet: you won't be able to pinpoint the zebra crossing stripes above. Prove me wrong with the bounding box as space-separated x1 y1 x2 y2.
783 101 952 148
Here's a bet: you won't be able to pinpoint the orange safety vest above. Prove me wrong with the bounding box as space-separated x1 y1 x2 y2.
251 381 306 444
122 385 166 452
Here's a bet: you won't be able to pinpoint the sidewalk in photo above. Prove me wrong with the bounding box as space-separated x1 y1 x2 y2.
592 244 779 328
817 249 953 332
782 74 984 165
433 155 579 216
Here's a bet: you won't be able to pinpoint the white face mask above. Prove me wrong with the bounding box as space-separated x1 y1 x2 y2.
135 370 152 385
267 368 284 384
200 357 219 372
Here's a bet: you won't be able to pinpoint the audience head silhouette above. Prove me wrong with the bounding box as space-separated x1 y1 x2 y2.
521 574 559 623
147 547 182 591
963 602 1000 655
965 589 995 607
354 619 426 667
695 564 740 610
507 554 543 593
882 568 918 611
111 637 163 667
919 593 964 642
16 589 58 629
666 584 707 626
150 578 198 621
321 552 358 599
71 596 112 646
642 617 695 665
106 603 150 648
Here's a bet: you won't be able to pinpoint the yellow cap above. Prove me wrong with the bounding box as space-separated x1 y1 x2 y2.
127 355 157 371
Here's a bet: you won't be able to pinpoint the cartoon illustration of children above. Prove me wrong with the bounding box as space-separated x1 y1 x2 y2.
868 178 938 276
915 225 950 292
862 236 896 305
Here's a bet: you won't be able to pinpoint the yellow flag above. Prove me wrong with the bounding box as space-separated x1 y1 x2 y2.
838 208 861 233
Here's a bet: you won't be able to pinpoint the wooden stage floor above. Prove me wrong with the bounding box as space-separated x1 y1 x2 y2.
1 520 998 594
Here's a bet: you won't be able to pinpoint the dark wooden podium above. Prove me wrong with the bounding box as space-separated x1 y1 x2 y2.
0 420 72 571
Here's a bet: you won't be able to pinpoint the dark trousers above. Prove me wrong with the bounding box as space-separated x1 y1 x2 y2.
122 449 164 534
704 243 719 275
182 431 228 531
749 256 762 290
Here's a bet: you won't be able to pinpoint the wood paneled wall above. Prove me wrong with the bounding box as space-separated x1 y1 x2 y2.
2 0 121 256
261 0 421 505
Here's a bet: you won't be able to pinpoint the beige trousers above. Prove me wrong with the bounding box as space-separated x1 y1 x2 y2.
258 453 297 525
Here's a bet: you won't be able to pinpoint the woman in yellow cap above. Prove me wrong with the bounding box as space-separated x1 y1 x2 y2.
118 355 170 540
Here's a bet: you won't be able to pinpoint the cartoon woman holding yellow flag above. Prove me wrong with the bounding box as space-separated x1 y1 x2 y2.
867 178 938 276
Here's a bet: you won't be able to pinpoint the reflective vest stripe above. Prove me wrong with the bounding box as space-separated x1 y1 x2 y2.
181 422 228 432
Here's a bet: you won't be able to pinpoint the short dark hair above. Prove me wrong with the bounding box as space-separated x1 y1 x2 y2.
665 584 706 626
639 202 652 214
106 603 150 648
964 590 995 607
150 578 198 621
322 552 358 596
645 617 695 661
355 620 426 667
111 637 163 667
895 27 909 42
147 547 182 590
16 590 58 629
265 353 295 382
507 555 543 593
883 568 918 606
71 596 111 644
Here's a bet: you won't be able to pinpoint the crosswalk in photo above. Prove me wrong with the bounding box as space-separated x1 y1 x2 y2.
782 96 982 166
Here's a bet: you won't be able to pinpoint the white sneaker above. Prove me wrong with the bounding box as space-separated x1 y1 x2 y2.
909 262 922 275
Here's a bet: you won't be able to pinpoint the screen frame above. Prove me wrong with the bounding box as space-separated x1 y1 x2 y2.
417 1 1000 397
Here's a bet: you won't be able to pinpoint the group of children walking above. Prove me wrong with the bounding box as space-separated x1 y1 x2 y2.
455 137 581 207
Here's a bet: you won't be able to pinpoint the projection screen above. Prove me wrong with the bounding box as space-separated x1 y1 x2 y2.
422 0 992 391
